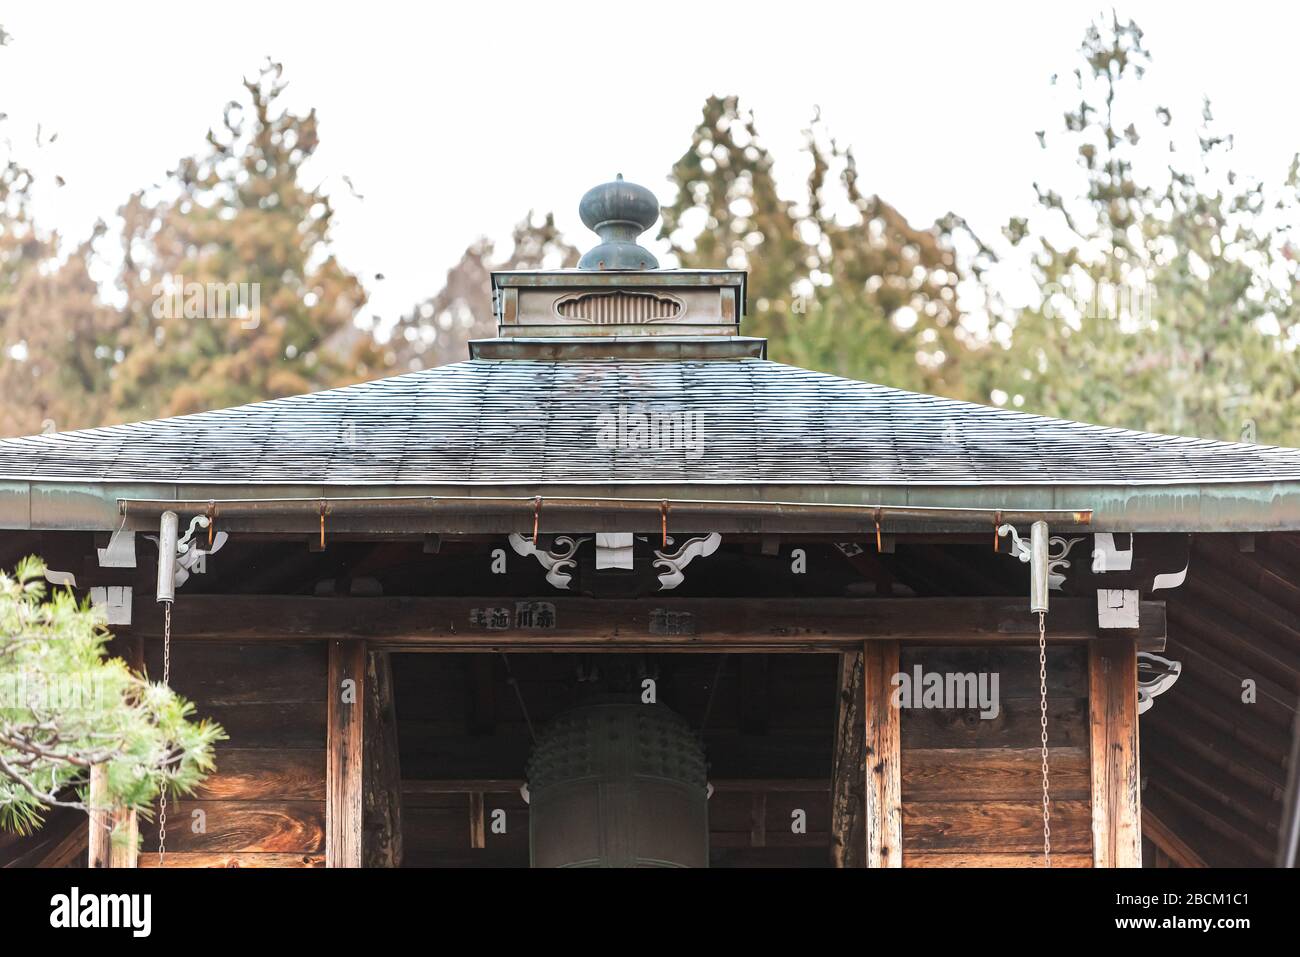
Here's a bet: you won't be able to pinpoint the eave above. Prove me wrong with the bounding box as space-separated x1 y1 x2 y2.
3 478 1299 534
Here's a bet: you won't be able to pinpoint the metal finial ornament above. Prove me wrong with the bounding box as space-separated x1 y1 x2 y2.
577 173 660 270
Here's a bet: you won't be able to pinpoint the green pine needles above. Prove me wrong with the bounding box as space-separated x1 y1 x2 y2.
0 557 224 839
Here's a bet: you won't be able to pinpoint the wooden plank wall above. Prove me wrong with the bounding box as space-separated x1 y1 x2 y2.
140 640 327 867
899 645 1094 867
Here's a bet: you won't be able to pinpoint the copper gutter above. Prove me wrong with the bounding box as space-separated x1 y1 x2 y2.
117 494 1091 534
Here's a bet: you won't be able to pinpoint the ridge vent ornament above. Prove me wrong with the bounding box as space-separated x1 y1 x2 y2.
577 174 660 270
553 289 685 324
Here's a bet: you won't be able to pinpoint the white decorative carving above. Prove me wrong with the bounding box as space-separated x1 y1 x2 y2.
97 527 137 568
1097 588 1140 629
508 534 589 590
90 585 133 626
1091 532 1133 573
1137 652 1182 714
595 532 635 570
145 523 228 589
1047 535 1086 590
1152 564 1188 592
43 568 77 588
653 533 721 591
996 526 1085 590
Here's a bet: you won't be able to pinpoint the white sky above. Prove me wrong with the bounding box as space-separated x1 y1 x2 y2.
3 1 1300 326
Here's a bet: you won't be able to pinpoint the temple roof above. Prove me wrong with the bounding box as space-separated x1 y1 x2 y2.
2 355 1299 486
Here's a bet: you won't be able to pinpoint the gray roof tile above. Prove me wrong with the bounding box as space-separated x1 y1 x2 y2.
1 357 1299 485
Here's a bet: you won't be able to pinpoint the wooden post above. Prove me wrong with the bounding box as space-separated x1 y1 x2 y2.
88 635 144 868
1089 638 1142 867
363 649 403 868
469 793 486 850
88 765 138 868
829 649 865 867
327 640 366 868
864 641 902 867
750 791 768 848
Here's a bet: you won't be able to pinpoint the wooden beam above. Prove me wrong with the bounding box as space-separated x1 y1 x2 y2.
864 641 902 867
829 650 865 867
1141 807 1207 868
1089 638 1142 867
326 640 366 868
129 595 1166 652
363 650 402 868
1 809 86 868
403 777 830 795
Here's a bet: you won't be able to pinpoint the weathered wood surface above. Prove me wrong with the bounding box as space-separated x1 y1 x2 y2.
829 650 865 867
1089 638 1142 867
128 595 1166 651
902 748 1090 801
327 640 366 868
135 640 327 867
904 800 1093 851
196 749 325 801
864 641 902 867
88 764 137 868
363 650 403 868
897 645 1093 867
468 793 486 850
901 697 1088 748
141 800 324 853
140 852 324 868
905 850 1091 868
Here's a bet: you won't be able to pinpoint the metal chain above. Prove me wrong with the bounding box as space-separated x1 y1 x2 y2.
1038 610 1051 867
158 600 172 868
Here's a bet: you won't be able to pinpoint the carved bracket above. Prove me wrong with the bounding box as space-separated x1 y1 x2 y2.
653 533 721 591
508 534 590 590
996 525 1086 591
1137 652 1182 714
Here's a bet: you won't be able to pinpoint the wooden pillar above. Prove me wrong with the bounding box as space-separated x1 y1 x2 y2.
89 633 144 868
1089 638 1142 867
829 649 865 867
327 640 366 868
469 792 486 849
864 641 902 867
363 649 403 867
88 765 137 868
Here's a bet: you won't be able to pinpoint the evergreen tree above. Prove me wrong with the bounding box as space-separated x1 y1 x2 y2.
992 15 1300 444
112 60 382 420
0 28 122 437
386 212 577 370
661 95 973 399
0 558 223 837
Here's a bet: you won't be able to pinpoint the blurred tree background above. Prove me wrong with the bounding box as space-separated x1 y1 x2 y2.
1 14 1297 443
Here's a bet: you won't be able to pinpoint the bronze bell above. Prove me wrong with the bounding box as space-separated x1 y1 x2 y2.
526 696 709 867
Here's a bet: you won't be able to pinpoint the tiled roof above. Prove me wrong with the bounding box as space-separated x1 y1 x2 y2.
2 357 1298 485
